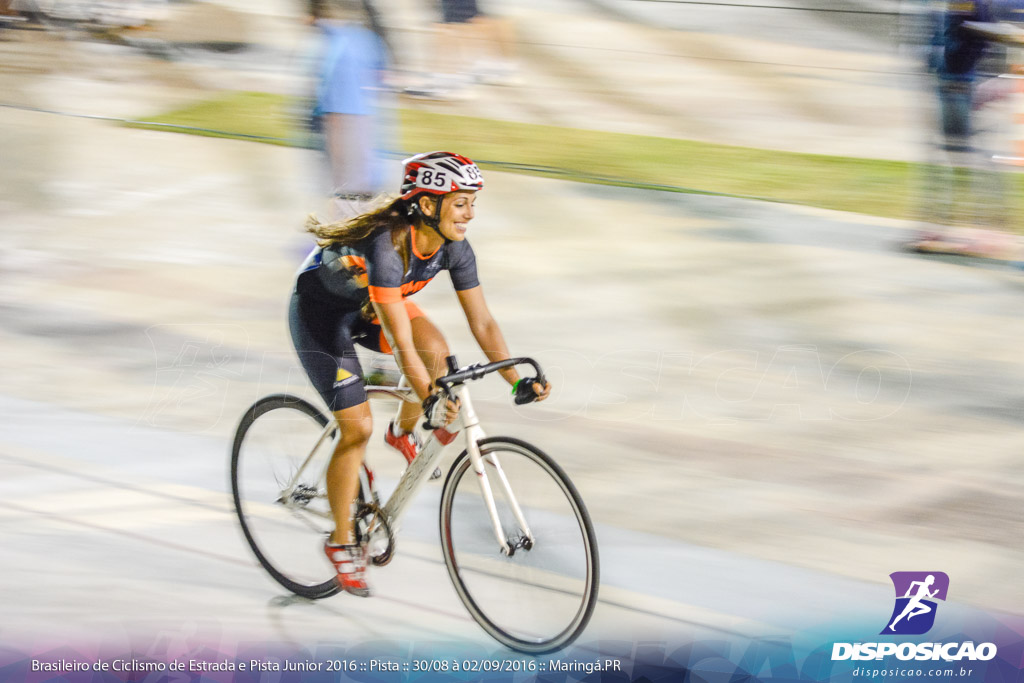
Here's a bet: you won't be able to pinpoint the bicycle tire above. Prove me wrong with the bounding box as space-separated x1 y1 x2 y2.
439 437 599 654
230 394 340 599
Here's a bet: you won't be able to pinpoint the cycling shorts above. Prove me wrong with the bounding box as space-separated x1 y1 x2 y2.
288 293 424 412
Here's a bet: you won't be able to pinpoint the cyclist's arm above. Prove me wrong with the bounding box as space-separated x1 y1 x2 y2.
364 230 439 401
373 300 434 400
456 286 551 400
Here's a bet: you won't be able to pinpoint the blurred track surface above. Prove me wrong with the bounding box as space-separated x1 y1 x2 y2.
1 0 1022 654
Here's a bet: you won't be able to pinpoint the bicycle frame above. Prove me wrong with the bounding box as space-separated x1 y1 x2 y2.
278 379 535 556
234 354 596 653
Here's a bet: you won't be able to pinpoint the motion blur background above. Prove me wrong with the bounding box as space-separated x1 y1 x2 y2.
2 0 1024 654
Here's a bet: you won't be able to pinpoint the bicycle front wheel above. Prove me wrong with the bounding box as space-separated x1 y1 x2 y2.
440 437 599 654
231 394 339 599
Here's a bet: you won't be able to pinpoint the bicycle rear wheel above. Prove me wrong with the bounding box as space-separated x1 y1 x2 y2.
231 394 339 599
440 437 599 653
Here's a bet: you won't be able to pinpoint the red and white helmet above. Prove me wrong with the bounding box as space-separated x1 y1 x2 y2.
400 151 484 201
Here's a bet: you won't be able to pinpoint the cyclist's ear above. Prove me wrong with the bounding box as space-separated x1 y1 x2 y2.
418 195 437 218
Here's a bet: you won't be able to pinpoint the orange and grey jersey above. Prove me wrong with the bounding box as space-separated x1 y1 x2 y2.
294 225 480 311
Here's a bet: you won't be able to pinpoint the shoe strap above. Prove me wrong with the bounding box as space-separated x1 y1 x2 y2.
327 543 366 572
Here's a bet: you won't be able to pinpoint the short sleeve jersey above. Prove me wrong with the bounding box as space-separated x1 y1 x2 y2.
294 227 480 311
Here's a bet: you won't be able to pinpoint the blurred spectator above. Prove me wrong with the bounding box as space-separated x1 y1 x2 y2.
906 0 1013 256
308 0 393 220
933 0 992 157
405 0 519 99
3 0 44 27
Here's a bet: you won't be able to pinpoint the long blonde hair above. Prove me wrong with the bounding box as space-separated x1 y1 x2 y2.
305 197 413 318
306 196 414 267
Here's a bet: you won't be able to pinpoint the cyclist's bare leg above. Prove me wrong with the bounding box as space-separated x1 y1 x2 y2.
327 402 374 544
395 315 450 433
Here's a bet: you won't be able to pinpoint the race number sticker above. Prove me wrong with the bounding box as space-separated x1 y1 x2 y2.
419 170 449 188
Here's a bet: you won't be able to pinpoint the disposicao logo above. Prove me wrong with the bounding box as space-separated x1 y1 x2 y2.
831 571 997 663
882 571 949 635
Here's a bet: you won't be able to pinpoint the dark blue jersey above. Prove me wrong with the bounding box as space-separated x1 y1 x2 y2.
294 225 480 312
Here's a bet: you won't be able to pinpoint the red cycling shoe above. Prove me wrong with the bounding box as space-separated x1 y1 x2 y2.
323 539 371 597
384 421 420 465
385 422 443 480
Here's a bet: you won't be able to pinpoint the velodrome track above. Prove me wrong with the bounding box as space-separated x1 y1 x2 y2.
2 0 1024 665
2 107 1023 659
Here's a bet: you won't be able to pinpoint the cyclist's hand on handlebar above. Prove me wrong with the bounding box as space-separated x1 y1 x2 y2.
513 377 551 405
422 390 460 430
442 395 461 424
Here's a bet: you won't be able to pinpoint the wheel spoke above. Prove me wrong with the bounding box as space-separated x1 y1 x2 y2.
440 438 599 653
231 396 347 599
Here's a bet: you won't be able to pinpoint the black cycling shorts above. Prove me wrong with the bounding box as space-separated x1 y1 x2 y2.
288 293 423 412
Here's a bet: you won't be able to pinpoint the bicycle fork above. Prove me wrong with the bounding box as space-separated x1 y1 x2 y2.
454 385 535 556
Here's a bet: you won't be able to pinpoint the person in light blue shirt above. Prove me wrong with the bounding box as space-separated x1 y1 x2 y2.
309 0 392 220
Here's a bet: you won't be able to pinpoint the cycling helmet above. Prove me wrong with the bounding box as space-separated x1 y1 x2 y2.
400 151 484 201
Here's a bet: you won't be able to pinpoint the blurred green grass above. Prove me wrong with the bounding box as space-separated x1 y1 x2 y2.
124 91 295 145
124 90 1018 225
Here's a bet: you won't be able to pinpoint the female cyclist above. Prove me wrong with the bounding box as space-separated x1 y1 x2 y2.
289 151 552 596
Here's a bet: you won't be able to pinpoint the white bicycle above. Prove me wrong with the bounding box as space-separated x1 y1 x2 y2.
230 356 600 654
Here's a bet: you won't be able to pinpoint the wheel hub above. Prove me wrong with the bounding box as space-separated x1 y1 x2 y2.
279 484 318 508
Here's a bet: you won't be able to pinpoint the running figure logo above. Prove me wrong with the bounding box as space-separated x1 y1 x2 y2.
882 572 950 635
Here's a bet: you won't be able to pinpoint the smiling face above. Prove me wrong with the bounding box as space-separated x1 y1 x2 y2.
419 191 476 241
